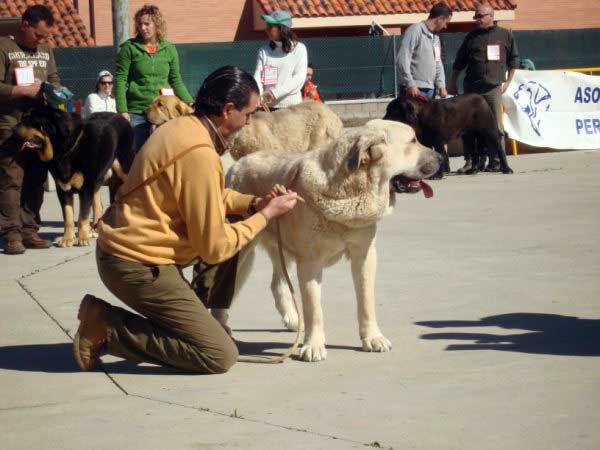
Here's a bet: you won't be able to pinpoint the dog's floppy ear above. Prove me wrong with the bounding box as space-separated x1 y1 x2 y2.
176 101 194 117
346 133 385 172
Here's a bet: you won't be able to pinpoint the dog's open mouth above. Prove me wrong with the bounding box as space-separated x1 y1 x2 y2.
390 175 433 198
19 137 44 151
16 126 45 151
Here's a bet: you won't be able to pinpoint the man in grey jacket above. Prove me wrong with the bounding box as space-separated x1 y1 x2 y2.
397 3 452 99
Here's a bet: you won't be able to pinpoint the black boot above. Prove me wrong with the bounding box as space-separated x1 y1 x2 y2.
456 158 472 175
485 159 501 172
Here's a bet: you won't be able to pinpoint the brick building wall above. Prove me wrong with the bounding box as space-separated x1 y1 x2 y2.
513 0 600 30
80 0 600 46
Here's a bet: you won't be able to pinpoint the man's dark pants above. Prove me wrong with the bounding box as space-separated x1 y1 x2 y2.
0 131 47 243
464 83 506 165
96 246 239 373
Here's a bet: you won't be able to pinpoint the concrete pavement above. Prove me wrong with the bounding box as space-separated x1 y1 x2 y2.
1 151 599 449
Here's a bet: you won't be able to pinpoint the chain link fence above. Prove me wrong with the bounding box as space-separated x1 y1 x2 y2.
55 28 600 104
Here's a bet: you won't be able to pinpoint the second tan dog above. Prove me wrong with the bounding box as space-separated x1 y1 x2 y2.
229 100 343 160
145 95 194 126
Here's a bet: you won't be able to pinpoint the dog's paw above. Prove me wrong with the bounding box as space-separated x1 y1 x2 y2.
299 339 327 362
57 234 75 247
90 228 99 238
75 236 91 247
361 335 392 353
502 167 514 174
282 311 301 332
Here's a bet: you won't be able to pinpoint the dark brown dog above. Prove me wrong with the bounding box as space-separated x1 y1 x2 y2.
383 94 513 177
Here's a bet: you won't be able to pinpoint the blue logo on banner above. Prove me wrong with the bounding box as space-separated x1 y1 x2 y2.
513 81 552 136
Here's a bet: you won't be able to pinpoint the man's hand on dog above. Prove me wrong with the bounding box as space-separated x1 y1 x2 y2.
120 112 131 122
12 81 42 99
407 86 420 97
257 186 298 220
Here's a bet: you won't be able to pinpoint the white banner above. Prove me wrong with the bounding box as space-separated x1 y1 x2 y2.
502 70 600 149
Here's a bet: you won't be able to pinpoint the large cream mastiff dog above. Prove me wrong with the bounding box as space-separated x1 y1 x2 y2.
226 120 441 362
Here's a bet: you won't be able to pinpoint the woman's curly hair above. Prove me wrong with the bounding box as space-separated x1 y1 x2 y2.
134 4 166 41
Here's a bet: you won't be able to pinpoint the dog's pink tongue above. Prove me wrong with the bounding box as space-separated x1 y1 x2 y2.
19 141 35 152
420 180 433 198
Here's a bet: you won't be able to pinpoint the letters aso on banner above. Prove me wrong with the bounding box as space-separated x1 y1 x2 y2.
502 70 600 149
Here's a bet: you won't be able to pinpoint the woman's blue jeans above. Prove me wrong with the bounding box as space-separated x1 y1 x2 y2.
130 113 151 153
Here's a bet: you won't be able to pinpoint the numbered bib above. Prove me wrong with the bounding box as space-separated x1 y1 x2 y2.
487 45 501 61
433 45 441 62
160 87 175 96
261 65 279 86
14 66 35 86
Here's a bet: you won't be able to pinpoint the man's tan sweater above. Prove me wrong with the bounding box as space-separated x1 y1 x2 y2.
97 115 267 265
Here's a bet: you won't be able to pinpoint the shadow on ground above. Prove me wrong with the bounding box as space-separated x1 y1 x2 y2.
416 313 600 356
0 339 361 374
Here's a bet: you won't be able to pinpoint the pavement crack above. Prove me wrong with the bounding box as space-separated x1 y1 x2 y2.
19 250 94 280
14 278 129 397
16 279 73 339
129 393 394 449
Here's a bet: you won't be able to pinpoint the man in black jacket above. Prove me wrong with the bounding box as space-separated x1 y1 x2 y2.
448 2 519 173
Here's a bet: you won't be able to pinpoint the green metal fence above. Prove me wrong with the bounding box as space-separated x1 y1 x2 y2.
55 28 600 103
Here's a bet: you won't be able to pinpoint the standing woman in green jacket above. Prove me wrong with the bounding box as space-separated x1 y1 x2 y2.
115 4 193 152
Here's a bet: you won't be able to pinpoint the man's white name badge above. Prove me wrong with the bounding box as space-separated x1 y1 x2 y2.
261 65 279 86
433 45 442 62
487 45 501 61
14 66 35 86
160 87 175 96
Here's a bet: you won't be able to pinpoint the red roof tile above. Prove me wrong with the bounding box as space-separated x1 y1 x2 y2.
257 0 516 17
0 0 95 47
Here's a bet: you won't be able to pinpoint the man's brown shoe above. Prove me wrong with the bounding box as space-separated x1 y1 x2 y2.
3 240 26 255
73 294 109 371
23 234 52 249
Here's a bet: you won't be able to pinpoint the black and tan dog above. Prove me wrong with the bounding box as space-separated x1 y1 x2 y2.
384 94 513 177
16 107 134 246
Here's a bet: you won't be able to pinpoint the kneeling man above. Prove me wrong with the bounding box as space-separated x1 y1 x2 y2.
73 66 298 374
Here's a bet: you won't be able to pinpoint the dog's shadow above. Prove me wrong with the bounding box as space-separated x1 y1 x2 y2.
235 335 361 361
416 312 600 357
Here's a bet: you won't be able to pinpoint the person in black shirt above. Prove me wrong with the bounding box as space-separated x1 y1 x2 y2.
448 2 519 173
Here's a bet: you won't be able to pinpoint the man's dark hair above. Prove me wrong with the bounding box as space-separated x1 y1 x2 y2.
194 66 259 117
429 3 453 19
308 63 315 70
269 24 298 54
22 5 55 27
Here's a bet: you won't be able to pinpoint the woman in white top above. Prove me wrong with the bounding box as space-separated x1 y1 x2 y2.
82 70 117 118
253 10 307 109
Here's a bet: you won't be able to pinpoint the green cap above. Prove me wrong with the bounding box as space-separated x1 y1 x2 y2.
520 58 536 70
261 9 292 28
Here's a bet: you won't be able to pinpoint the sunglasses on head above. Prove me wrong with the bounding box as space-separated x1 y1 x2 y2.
473 13 491 19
